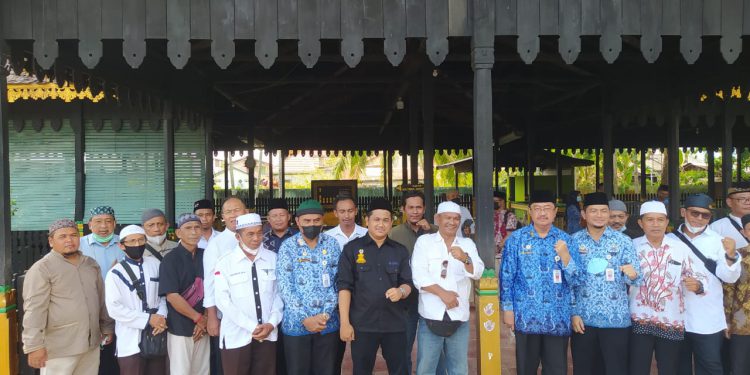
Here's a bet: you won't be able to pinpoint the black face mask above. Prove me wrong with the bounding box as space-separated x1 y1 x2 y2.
493 202 501 210
301 225 323 240
451 198 461 205
124 245 146 260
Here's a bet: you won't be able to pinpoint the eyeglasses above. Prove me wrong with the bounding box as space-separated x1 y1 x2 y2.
222 207 244 215
731 197 750 204
530 206 556 213
687 209 712 220
122 238 146 246
440 260 448 279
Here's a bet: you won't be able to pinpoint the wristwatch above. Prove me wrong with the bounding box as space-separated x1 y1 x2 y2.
399 287 407 298
726 253 739 262
463 255 472 265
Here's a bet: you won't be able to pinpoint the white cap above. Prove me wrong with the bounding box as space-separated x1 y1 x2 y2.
236 213 262 230
639 201 668 216
119 225 146 241
437 201 462 215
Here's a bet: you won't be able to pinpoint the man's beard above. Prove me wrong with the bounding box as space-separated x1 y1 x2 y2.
61 250 79 258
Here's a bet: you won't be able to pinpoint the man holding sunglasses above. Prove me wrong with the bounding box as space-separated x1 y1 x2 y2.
668 193 740 375
711 182 750 249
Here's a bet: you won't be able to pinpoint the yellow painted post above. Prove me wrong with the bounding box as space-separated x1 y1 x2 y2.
476 269 501 374
0 285 18 375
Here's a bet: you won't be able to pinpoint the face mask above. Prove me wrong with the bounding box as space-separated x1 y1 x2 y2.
684 222 707 234
301 225 323 240
239 240 259 255
493 202 500 210
92 232 114 244
576 196 582 202
124 245 146 260
451 198 461 205
147 234 167 245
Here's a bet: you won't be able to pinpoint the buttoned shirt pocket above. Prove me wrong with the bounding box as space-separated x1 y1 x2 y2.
257 267 277 294
228 272 252 299
356 265 372 281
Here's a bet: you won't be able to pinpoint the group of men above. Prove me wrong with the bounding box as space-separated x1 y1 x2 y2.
21 191 485 375
501 183 750 375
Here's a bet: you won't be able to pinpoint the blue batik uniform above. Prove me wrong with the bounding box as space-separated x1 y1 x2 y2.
570 227 641 328
276 232 341 336
501 225 580 336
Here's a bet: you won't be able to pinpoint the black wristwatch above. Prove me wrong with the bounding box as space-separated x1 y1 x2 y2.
463 256 472 265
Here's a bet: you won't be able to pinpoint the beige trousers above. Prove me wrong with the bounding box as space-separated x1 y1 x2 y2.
167 333 210 375
41 346 100 375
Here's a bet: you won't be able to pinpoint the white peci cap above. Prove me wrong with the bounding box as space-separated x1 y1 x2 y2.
639 201 668 217
119 225 146 241
236 213 262 230
437 201 462 215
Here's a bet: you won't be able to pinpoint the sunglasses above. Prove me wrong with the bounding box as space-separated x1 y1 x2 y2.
687 209 712 220
441 260 448 279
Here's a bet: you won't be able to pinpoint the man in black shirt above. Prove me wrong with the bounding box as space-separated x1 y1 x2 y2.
338 198 414 375
159 213 209 374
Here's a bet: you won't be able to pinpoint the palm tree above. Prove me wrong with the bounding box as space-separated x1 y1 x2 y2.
329 152 374 180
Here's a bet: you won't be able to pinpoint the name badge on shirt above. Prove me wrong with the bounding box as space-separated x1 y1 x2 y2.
322 273 331 288
553 269 562 284
605 268 615 282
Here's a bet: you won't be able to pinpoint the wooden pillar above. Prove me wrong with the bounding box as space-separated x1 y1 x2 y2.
245 128 255 205
422 69 435 220
707 148 715 198
723 108 735 197
223 151 230 197
280 149 286 199
386 150 393 199
401 150 408 186
409 88 420 185
737 148 743 183
640 149 648 200
0 36 11 285
667 114 681 219
526 131 535 195
383 150 389 197
555 149 563 200
268 150 274 198
204 119 214 201
494 141 500 190
471 0 496 270
164 118 176 224
603 117 614 198
595 149 601 187
74 102 86 221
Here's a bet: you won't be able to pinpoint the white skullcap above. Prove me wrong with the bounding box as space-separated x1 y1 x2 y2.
236 213 262 230
119 225 146 241
437 201 462 215
639 201 668 216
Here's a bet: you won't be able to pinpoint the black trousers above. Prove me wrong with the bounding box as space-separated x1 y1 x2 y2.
284 331 340 375
99 337 120 375
515 332 569 375
629 332 682 375
211 335 224 375
220 340 276 375
571 326 629 375
678 331 724 375
729 334 750 375
276 331 288 375
117 354 167 375
351 331 408 375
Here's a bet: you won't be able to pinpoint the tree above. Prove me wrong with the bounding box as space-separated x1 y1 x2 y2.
328 152 375 180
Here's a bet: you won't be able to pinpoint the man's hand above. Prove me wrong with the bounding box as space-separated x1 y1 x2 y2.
723 237 737 258
620 264 637 280
340 322 355 342
449 246 469 263
101 333 113 345
192 315 207 342
416 219 432 231
683 277 702 293
149 314 167 335
503 311 515 332
725 329 731 339
572 316 585 334
439 290 460 310
385 288 403 302
207 313 220 337
302 314 328 333
554 240 571 266
28 348 47 369
251 323 274 341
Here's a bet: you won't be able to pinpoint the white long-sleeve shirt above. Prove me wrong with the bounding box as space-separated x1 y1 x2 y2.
325 224 368 250
710 215 750 249
105 256 167 357
411 232 484 322
668 225 741 334
203 229 238 308
214 246 283 348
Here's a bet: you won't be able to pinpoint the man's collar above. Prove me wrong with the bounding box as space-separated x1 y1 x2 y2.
124 256 143 266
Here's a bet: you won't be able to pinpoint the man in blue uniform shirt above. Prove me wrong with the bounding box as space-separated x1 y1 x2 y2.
570 192 641 375
501 190 581 375
276 199 342 374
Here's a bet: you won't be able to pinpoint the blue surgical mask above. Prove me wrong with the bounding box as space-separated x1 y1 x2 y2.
92 232 114 244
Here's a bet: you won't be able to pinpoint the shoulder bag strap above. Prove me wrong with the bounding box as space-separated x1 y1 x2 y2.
145 244 163 261
728 218 750 244
119 260 149 312
671 229 718 278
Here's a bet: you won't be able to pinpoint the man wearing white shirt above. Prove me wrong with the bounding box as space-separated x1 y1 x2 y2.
411 201 484 375
326 195 368 249
194 199 221 250
445 190 474 238
203 196 249 375
667 194 740 375
214 213 283 375
710 183 750 249
105 225 168 375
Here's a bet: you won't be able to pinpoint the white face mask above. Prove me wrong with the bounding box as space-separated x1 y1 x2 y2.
239 240 259 255
147 234 167 245
684 222 707 234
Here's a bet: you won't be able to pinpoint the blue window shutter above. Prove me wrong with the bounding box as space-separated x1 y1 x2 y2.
9 121 76 230
174 124 206 218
